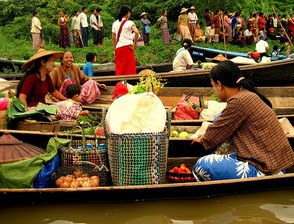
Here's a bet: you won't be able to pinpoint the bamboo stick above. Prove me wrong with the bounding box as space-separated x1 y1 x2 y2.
271 6 293 49
221 11 227 58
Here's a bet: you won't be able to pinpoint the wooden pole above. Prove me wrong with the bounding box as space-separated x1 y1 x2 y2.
221 12 227 58
271 6 293 49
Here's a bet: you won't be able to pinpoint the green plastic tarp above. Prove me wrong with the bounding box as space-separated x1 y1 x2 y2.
0 137 70 189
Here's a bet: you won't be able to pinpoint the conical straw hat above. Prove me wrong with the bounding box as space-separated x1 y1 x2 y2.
212 54 228 62
0 133 45 163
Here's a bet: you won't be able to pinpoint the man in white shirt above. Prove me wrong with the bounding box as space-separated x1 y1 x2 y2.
31 11 44 50
256 35 269 58
173 39 194 72
90 9 99 47
79 7 88 47
205 22 219 43
188 6 198 39
96 8 104 46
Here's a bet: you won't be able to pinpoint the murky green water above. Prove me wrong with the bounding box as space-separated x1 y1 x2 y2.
0 189 293 224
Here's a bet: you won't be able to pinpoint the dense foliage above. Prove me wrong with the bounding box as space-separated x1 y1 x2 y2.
0 0 292 64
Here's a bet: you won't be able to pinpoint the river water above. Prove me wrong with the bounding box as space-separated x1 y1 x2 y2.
0 189 293 224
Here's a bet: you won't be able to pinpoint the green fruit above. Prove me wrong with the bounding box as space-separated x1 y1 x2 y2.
170 130 179 137
178 131 190 138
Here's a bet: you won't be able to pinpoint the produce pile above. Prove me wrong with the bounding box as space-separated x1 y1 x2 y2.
129 70 166 94
167 164 195 182
55 171 100 188
170 130 190 138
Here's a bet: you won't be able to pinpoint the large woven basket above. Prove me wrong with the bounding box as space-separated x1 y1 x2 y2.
59 127 110 186
107 131 169 186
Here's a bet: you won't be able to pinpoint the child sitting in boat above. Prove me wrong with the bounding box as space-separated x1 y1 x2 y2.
83 52 97 77
55 84 89 121
191 60 294 181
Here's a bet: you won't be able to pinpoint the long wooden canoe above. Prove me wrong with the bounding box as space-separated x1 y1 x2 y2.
85 86 294 116
0 168 293 204
90 59 294 87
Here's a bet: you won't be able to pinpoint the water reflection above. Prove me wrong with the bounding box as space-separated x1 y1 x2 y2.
0 190 293 224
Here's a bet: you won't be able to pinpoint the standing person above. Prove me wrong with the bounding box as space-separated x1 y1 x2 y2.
96 8 105 46
57 10 70 49
90 9 99 47
257 12 266 32
204 8 213 27
83 52 97 77
212 10 221 35
112 5 139 76
31 11 44 50
140 12 151 45
71 10 83 48
173 38 194 72
287 13 294 37
223 11 232 42
231 12 240 37
157 10 172 45
50 51 107 104
273 14 278 35
17 49 67 108
188 6 198 39
191 60 294 181
178 8 193 41
80 7 89 47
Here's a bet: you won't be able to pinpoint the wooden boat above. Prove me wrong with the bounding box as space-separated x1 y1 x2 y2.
0 129 293 204
86 86 294 116
190 45 249 62
90 58 294 87
0 57 172 78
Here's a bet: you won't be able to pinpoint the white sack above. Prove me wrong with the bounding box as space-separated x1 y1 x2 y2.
106 92 166 134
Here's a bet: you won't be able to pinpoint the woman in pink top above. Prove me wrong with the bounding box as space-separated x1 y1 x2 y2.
223 11 232 42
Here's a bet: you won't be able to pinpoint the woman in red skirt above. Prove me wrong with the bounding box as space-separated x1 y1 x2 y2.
112 5 139 76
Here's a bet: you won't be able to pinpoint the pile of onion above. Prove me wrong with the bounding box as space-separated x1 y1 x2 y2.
55 171 100 188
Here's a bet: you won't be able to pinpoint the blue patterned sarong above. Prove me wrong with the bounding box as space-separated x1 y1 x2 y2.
192 152 285 181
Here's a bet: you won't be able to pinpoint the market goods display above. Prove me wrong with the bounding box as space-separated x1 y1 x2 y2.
55 173 100 188
52 162 101 188
166 164 196 183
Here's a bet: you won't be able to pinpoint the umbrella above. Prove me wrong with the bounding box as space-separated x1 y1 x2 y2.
0 133 45 163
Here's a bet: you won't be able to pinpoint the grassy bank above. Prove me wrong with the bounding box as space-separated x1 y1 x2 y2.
0 31 282 66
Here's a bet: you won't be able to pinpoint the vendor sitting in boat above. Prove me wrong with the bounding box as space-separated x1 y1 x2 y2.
50 51 107 104
173 38 194 72
192 60 294 181
17 49 67 109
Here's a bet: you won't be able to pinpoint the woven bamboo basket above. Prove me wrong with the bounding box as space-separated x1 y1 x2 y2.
0 110 7 129
16 120 60 132
59 126 110 186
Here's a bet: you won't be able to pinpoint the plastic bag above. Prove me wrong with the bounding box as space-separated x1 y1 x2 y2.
33 154 61 188
174 94 200 120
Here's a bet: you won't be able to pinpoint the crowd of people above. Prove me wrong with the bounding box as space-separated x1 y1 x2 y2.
175 7 294 47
